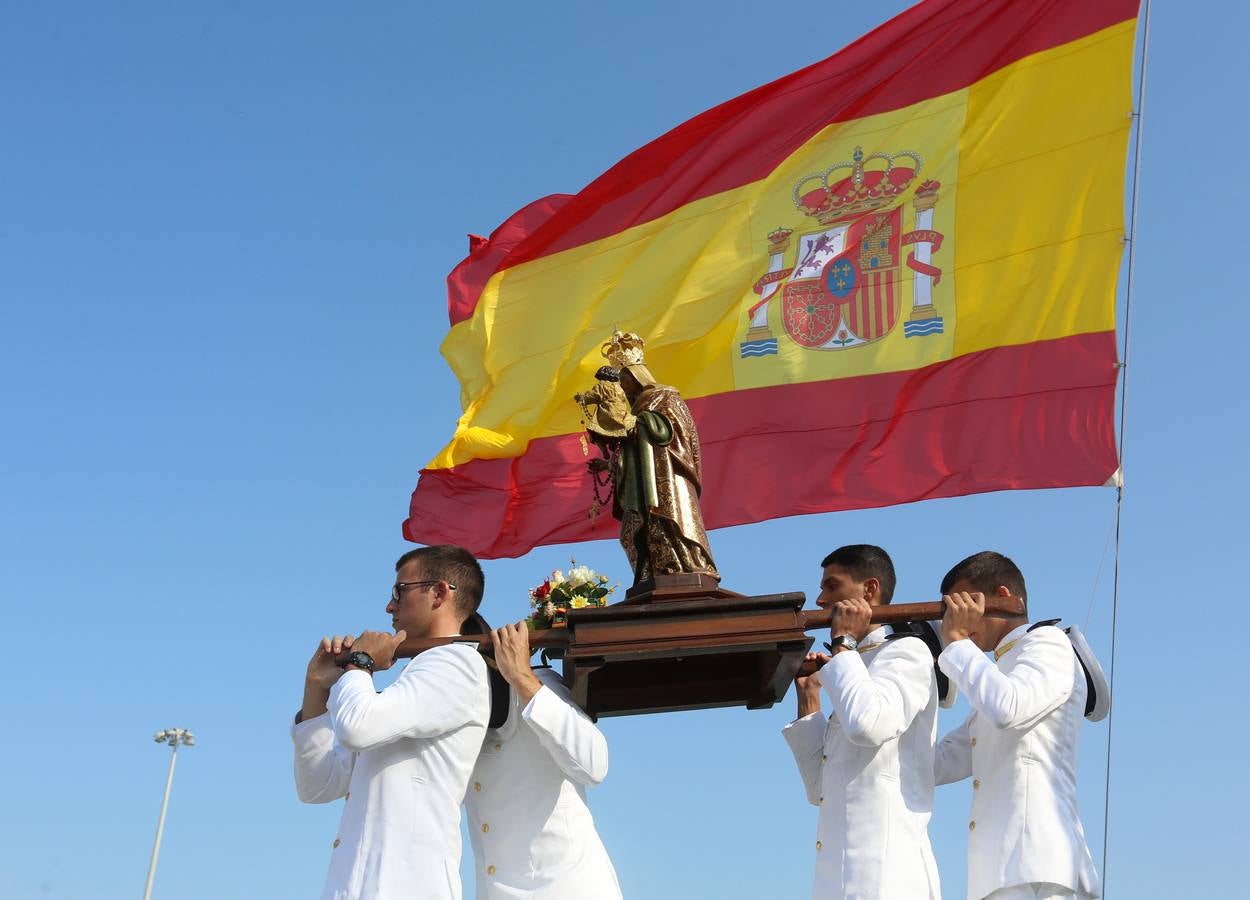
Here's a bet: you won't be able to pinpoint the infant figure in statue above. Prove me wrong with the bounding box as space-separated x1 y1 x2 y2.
575 366 636 440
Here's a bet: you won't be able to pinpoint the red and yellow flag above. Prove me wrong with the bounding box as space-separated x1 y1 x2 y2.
406 0 1138 558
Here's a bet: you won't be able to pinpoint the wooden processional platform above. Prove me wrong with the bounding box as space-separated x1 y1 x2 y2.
556 574 812 720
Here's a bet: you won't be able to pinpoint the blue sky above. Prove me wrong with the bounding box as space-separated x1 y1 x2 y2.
2 1 1246 898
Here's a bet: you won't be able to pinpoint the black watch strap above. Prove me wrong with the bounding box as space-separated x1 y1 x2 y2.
339 650 376 673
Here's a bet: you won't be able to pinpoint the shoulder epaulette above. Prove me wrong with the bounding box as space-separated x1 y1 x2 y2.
1004 619 1102 719
1064 624 1109 721
884 630 922 642
486 666 511 729
883 622 951 704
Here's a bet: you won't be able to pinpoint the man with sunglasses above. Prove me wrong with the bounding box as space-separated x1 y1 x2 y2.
292 544 491 900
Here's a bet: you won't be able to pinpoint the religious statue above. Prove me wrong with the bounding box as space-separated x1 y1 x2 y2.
576 329 719 586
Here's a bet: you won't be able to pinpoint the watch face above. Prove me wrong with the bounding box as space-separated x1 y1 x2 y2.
350 652 374 670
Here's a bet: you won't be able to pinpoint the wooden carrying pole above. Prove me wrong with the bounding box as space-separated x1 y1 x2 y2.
795 594 1022 631
393 594 1024 660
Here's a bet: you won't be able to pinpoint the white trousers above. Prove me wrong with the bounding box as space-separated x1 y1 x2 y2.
985 885 1097 900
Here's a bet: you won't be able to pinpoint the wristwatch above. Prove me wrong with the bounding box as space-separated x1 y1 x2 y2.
339 650 376 673
825 634 859 653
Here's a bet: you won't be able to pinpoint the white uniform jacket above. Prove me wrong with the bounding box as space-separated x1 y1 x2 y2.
936 624 1101 900
782 627 941 900
465 667 621 900
292 643 490 900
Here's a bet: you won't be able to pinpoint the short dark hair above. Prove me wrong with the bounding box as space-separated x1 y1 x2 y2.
820 544 897 603
594 366 621 382
940 551 1027 609
395 545 484 621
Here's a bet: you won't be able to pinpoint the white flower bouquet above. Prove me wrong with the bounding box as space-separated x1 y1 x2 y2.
528 560 617 628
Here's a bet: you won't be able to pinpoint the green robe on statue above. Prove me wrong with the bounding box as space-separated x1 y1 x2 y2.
611 384 718 584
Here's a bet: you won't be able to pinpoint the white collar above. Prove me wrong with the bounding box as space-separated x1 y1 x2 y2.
857 626 890 653
993 623 1032 659
864 625 889 644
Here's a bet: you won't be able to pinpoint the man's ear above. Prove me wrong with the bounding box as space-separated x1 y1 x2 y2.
430 581 450 610
864 577 880 604
995 584 1012 598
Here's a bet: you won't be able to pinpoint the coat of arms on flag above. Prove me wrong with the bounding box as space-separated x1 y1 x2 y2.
741 146 946 359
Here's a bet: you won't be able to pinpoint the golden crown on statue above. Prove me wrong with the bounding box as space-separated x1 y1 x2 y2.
792 146 923 223
601 328 646 368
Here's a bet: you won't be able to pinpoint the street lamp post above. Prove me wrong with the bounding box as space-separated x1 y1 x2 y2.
142 728 195 900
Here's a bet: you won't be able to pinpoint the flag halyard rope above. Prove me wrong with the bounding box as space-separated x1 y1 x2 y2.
1102 1 1153 893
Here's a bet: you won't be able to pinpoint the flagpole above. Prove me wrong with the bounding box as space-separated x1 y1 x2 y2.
1103 0 1152 894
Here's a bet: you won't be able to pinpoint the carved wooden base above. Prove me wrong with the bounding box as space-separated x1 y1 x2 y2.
622 572 729 603
559 580 811 719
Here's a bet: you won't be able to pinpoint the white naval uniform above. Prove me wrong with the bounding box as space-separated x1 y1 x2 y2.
292 643 490 900
782 627 941 900
937 623 1101 900
465 667 621 900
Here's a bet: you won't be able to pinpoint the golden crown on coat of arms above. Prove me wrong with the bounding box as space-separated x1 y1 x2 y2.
792 146 924 223
602 328 646 368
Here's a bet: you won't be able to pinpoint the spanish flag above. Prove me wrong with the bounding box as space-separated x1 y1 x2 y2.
406 0 1138 558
